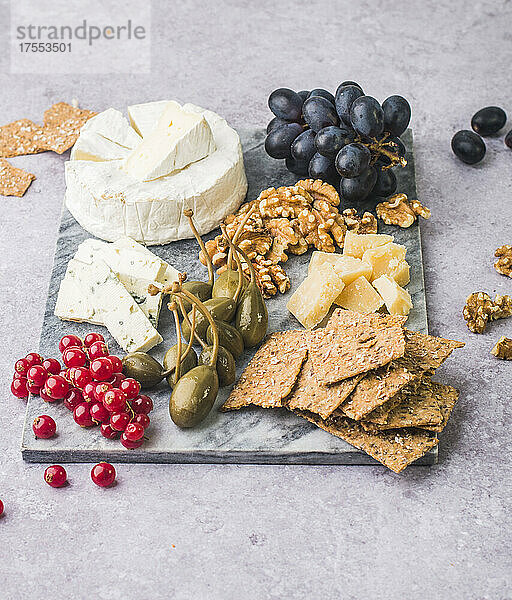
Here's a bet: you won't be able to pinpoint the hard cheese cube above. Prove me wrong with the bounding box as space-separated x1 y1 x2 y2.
391 260 410 286
308 251 373 285
335 276 384 313
343 231 393 259
287 263 345 329
373 275 413 317
362 242 407 282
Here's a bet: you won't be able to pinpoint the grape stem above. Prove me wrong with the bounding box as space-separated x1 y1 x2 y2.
361 133 407 170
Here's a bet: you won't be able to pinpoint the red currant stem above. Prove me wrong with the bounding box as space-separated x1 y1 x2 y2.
227 203 257 270
177 297 207 350
220 224 245 303
170 303 182 386
173 286 219 367
184 209 214 288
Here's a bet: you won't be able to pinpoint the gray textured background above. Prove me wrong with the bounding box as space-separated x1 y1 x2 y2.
1 1 511 598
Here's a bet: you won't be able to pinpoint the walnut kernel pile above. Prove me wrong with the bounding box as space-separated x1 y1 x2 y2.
201 179 377 297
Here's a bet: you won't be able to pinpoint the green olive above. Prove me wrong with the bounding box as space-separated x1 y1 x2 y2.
206 320 244 358
175 280 212 312
169 365 219 428
163 345 198 388
122 352 167 388
212 268 246 300
199 345 236 387
182 297 237 341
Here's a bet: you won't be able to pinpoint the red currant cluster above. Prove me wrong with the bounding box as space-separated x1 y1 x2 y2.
12 332 153 450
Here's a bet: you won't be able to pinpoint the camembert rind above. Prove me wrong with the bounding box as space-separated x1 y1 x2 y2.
66 103 248 245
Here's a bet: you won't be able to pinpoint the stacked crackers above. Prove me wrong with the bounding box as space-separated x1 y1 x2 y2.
222 309 464 473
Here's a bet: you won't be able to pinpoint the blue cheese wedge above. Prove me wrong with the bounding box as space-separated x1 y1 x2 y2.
54 259 103 325
122 101 216 181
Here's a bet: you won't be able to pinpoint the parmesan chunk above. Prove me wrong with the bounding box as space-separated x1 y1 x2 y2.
373 275 413 316
308 251 373 285
343 231 393 259
335 275 384 313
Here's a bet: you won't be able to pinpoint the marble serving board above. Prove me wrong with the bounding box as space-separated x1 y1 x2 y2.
22 128 435 466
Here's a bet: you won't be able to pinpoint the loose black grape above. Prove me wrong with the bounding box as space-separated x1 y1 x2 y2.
268 88 303 121
335 85 364 124
314 126 354 157
267 117 293 134
308 152 338 181
302 96 339 132
339 81 363 92
451 130 486 164
297 90 310 102
308 88 335 105
505 129 512 149
286 156 309 176
265 123 303 159
291 129 317 163
350 96 384 138
382 95 411 137
340 167 377 202
335 142 371 178
372 168 397 197
471 106 507 136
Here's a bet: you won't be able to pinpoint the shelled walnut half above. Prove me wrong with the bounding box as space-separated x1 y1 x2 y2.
200 179 378 297
494 245 512 278
462 292 512 333
376 193 431 228
491 336 512 360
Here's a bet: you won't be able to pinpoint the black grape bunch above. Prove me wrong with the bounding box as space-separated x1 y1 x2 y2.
265 82 411 204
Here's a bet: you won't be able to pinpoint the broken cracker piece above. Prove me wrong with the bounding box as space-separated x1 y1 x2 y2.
421 382 460 433
42 102 97 154
221 331 308 411
0 119 47 158
295 410 438 473
340 330 464 421
491 336 512 360
306 310 406 384
286 355 364 420
0 158 35 196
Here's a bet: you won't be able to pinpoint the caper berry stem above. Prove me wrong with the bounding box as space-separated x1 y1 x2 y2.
184 209 214 288
174 285 219 367
227 203 257 269
231 240 258 286
177 297 207 349
169 302 183 386
181 305 197 360
220 224 245 302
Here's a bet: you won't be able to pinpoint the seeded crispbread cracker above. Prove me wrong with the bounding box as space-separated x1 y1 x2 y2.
221 331 308 411
0 119 47 157
41 102 97 154
340 330 464 421
295 409 438 473
286 355 364 419
360 377 444 431
0 159 35 197
307 310 406 384
421 381 460 433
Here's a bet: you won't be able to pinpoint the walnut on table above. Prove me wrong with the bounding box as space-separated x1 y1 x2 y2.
376 193 431 228
491 336 512 360
463 292 512 333
494 245 512 278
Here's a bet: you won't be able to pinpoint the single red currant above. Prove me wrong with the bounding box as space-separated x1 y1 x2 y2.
108 372 126 387
82 382 96 402
88 340 109 360
131 413 150 429
27 365 48 388
108 355 123 373
44 465 67 488
63 388 83 411
110 411 131 431
124 423 145 442
14 357 30 375
0 499 4 517
62 347 88 368
59 334 82 353
40 388 57 403
91 462 116 487
131 394 153 415
100 423 119 440
11 377 28 399
33 415 56 439
13 371 25 380
90 402 110 423
94 382 113 403
120 378 141 400
44 374 70 400
69 366 92 389
84 332 105 347
42 358 61 375
25 352 43 367
73 403 95 427
26 380 42 395
121 433 144 449
102 389 127 413
90 358 114 381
